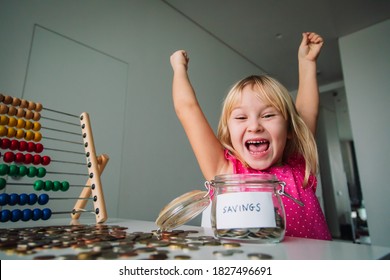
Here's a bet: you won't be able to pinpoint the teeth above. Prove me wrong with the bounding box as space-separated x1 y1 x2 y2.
247 140 267 144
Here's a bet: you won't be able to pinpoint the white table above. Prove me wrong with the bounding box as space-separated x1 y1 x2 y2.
0 218 389 260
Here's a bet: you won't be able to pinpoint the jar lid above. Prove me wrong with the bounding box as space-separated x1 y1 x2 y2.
213 173 278 184
155 190 210 231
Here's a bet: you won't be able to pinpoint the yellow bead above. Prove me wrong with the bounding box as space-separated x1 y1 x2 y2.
33 132 42 142
16 119 26 129
15 129 25 139
7 127 16 138
8 117 17 127
24 120 33 130
32 122 41 131
0 126 7 137
0 116 8 125
24 131 34 141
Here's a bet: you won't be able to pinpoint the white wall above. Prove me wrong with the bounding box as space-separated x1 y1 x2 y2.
0 0 260 224
339 19 390 246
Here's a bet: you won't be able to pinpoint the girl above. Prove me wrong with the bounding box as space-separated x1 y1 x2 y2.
170 32 332 240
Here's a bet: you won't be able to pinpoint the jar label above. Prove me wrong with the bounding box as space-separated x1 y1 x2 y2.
216 192 276 229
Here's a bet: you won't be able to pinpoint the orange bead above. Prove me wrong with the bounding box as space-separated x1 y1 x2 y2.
24 120 33 130
24 110 33 120
12 98 21 107
33 112 41 121
7 106 16 116
7 127 16 138
20 99 28 108
8 117 17 127
0 104 8 114
3 95 13 104
28 102 36 111
24 131 34 141
16 108 25 118
16 118 25 129
35 103 43 112
0 116 8 125
0 126 7 137
15 129 25 139
33 132 42 142
32 122 41 131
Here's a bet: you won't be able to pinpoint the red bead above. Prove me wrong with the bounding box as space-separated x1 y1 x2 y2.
41 156 51 166
3 152 15 163
9 140 19 150
14 152 25 163
27 142 35 153
19 141 28 151
24 153 33 164
0 138 11 149
35 143 44 153
33 154 41 165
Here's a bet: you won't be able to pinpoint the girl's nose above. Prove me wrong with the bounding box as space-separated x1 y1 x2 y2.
247 118 263 132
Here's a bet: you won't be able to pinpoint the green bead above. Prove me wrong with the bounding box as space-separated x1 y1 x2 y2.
44 180 54 191
52 181 61 192
18 165 28 177
0 164 9 176
34 180 44 191
61 181 70 192
8 165 19 176
0 178 6 190
36 167 47 178
27 166 38 178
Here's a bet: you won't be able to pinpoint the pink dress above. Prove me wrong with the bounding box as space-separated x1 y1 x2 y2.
225 150 332 240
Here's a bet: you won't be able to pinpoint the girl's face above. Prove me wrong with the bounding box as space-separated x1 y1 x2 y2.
227 85 289 170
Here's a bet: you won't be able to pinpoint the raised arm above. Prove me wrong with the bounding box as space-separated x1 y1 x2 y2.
170 50 228 180
296 32 324 135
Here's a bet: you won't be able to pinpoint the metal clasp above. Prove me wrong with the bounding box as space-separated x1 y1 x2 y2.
277 181 304 207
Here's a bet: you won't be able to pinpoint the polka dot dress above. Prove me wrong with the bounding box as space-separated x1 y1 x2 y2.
225 150 332 240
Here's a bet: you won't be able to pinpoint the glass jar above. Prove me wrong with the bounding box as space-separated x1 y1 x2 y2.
155 173 287 243
208 174 286 243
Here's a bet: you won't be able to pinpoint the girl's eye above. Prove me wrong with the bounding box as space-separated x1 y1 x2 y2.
263 114 275 119
234 116 247 120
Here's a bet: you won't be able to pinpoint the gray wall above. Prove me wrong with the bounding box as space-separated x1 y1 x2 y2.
0 0 260 224
339 19 390 247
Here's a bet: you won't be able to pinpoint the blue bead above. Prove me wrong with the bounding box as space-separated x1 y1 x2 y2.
32 208 42 221
1 209 11 222
28 193 38 205
22 209 32 221
38 193 49 205
42 208 52 220
8 193 19 206
11 209 22 222
19 193 29 205
0 193 9 206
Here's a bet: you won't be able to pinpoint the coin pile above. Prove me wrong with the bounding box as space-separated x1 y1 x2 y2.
0 224 273 260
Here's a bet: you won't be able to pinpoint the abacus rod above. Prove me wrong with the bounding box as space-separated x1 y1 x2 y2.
41 116 80 127
53 210 95 215
44 136 83 145
50 197 92 200
43 107 79 118
6 182 91 188
51 159 86 165
46 171 88 176
44 147 85 155
42 126 81 136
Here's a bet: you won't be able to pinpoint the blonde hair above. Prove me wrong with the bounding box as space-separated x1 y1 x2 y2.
217 75 318 187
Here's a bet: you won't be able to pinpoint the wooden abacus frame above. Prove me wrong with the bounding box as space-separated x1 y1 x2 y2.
0 93 108 224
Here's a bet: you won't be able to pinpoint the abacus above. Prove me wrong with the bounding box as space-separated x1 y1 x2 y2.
0 93 108 224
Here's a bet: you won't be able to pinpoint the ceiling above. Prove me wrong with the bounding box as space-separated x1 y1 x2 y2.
163 0 390 91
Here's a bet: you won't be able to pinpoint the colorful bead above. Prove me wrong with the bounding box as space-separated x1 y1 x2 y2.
0 164 9 176
38 194 49 205
33 180 44 191
61 181 70 192
37 167 46 178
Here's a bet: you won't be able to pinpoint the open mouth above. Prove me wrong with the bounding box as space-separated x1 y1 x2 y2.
245 140 269 154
